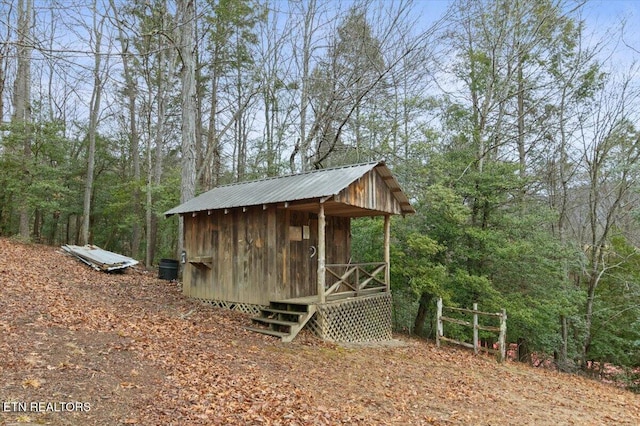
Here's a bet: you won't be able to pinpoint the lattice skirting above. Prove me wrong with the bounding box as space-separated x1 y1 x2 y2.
308 292 392 342
194 298 263 316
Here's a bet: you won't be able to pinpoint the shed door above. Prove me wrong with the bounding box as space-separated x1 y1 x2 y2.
288 212 318 298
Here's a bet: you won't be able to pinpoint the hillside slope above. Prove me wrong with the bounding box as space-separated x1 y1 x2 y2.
0 238 638 425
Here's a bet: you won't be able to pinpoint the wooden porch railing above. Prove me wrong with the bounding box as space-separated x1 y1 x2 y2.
324 262 388 298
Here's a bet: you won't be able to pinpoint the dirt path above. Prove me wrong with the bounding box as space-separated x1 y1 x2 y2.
1 238 638 425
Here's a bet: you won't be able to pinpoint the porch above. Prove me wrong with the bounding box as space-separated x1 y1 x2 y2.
166 162 413 342
247 261 392 342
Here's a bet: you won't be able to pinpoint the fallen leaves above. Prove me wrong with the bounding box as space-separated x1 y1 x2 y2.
1 237 640 425
22 378 42 389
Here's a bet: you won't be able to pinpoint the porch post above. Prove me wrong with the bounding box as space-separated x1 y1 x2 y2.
317 202 326 303
384 214 391 291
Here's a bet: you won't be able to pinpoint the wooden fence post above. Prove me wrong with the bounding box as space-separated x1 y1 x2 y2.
436 298 443 348
473 302 478 355
499 309 507 362
383 215 390 291
437 299 507 362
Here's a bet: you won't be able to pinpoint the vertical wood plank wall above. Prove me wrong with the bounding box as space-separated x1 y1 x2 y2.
183 206 350 306
180 168 403 306
334 168 403 214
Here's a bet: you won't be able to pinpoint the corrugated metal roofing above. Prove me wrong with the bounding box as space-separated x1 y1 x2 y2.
164 161 414 216
62 244 139 271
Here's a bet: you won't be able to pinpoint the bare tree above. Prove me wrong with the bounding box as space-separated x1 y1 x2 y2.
176 0 197 257
571 73 640 367
80 0 108 246
148 3 177 266
298 0 434 169
109 0 143 256
287 0 324 172
147 32 177 265
256 1 296 176
0 1 13 124
12 0 33 239
195 0 265 187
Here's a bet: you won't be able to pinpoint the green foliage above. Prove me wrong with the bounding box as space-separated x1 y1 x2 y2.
1 0 639 380
402 233 447 299
151 167 182 260
351 217 383 263
614 368 640 394
379 119 581 352
0 120 82 242
205 0 267 74
584 235 640 368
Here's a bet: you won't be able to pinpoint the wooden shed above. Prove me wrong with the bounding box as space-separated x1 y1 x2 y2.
165 161 414 342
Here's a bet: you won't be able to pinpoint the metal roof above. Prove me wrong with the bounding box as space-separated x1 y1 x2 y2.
62 245 139 271
164 161 414 216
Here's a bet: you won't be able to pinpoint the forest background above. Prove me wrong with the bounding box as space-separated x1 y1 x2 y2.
1 0 640 385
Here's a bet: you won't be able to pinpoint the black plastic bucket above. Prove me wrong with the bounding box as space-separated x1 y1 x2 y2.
159 258 179 280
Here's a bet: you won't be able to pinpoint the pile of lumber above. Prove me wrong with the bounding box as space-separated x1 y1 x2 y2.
62 244 139 272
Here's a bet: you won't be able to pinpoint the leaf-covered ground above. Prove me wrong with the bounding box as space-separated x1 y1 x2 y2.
1 238 638 425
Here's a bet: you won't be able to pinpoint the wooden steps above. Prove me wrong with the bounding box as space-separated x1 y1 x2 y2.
246 300 316 342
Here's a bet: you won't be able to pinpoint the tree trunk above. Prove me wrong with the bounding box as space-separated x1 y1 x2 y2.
581 276 598 369
127 64 141 258
81 1 104 246
413 292 432 336
556 314 571 371
0 36 6 123
204 67 220 190
517 47 526 179
48 211 60 245
120 23 141 258
177 0 197 258
298 0 316 171
13 0 33 240
150 32 175 264
517 337 531 364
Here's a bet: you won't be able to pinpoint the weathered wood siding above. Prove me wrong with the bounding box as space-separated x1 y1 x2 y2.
324 214 351 292
334 168 403 215
183 205 351 306
288 211 316 299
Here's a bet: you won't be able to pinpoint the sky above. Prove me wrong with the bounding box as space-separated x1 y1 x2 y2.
582 0 640 56
411 0 640 75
